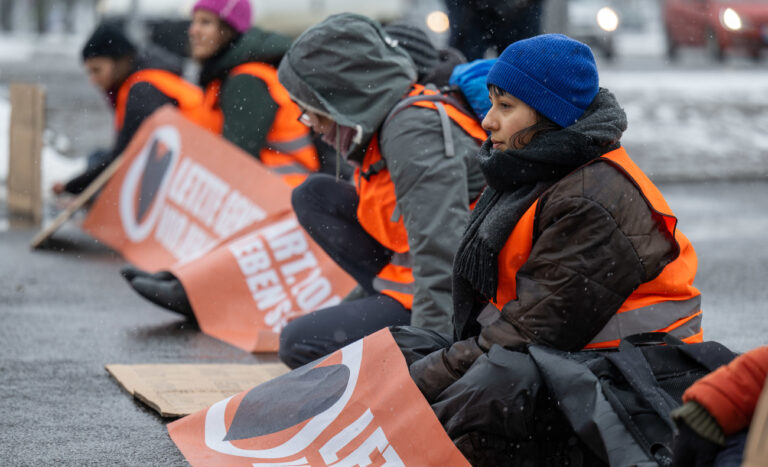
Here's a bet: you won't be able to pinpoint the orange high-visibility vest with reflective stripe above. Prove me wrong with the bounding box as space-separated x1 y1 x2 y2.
115 69 203 131
185 79 224 133
491 146 702 348
356 85 487 309
184 62 319 187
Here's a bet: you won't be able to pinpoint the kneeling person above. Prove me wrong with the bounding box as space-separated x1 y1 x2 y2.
53 24 201 195
276 14 487 369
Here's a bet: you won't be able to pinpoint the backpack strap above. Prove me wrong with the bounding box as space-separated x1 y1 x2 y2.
359 159 387 181
678 342 737 372
607 344 679 431
622 332 736 373
622 332 685 347
383 91 477 126
383 86 479 161
604 338 681 463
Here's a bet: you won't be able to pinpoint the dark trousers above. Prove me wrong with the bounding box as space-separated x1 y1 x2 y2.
279 294 411 369
445 0 544 60
279 174 410 369
291 173 392 294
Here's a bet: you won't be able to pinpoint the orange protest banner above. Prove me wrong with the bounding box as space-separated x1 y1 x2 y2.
168 328 469 467
171 212 355 352
83 106 287 270
83 106 354 351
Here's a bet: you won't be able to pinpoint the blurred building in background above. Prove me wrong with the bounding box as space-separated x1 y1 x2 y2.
0 0 678 62
0 0 99 35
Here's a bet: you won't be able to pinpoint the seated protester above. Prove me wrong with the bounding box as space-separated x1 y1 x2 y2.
383 22 466 88
186 0 320 187
395 34 703 461
276 14 487 369
671 345 768 467
53 24 202 195
120 0 332 310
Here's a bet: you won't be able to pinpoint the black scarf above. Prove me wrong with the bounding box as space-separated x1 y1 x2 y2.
198 36 241 88
453 89 628 339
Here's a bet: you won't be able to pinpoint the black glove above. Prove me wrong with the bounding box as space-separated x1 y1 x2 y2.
671 419 722 467
127 274 194 318
409 337 485 402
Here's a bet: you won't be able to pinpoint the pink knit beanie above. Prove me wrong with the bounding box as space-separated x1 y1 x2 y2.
193 0 252 34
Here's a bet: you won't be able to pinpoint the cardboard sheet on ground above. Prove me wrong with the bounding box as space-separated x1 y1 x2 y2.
105 363 289 418
82 107 355 351
168 329 469 466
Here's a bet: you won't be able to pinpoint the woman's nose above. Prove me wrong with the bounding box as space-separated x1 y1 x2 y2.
481 112 496 132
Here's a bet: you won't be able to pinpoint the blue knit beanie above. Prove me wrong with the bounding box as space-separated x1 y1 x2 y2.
486 34 598 128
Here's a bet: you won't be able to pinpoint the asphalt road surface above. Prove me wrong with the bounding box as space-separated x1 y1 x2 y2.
1 178 767 465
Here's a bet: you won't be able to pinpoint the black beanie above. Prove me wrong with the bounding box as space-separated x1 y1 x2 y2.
384 22 439 78
81 24 137 61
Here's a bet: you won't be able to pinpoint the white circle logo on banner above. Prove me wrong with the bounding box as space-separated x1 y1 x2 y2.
119 126 181 243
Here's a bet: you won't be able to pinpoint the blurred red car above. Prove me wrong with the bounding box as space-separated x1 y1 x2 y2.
663 0 768 60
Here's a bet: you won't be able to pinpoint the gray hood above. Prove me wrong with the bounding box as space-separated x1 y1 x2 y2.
277 13 417 153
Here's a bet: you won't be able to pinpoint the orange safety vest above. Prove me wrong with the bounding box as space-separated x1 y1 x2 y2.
491 146 702 349
115 69 203 131
356 85 487 309
185 62 319 187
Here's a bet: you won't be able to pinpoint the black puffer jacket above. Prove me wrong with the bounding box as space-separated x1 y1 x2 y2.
64 45 187 194
409 89 682 400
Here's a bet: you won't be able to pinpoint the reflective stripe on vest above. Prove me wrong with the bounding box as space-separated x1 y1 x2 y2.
230 63 319 177
357 84 486 309
492 146 702 348
114 69 203 131
184 63 320 186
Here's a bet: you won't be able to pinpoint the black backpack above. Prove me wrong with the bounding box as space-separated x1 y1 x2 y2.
529 333 737 467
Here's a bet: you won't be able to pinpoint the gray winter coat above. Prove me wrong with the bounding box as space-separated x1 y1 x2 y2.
277 14 485 333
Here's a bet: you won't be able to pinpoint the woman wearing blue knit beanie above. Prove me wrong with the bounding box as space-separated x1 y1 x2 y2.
394 34 703 464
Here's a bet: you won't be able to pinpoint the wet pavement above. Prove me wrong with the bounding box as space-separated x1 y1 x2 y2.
1 179 766 465
0 224 278 466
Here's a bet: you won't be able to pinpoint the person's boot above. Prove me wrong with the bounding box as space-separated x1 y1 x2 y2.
129 275 194 318
120 265 175 282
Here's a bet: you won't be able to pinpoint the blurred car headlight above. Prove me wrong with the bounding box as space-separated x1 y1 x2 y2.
721 8 743 31
426 11 450 33
596 7 619 32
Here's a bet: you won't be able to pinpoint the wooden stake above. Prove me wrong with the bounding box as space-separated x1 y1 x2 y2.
29 153 125 249
8 83 45 226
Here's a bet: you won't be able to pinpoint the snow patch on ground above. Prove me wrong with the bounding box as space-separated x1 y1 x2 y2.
601 69 768 181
